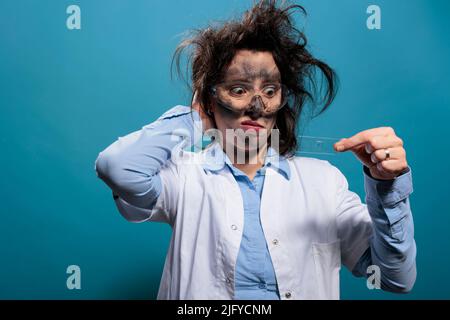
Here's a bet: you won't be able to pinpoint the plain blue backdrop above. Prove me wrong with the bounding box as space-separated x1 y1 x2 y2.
1 0 449 299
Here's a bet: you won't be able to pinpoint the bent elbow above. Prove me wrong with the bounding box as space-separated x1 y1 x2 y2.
382 264 417 294
399 269 417 294
95 151 112 181
94 149 161 209
94 150 125 187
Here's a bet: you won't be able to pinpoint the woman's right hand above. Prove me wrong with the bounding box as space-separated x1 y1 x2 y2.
192 91 215 132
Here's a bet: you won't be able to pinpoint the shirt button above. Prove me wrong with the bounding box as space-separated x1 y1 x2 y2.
231 224 237 230
258 283 266 289
285 292 292 299
272 239 279 245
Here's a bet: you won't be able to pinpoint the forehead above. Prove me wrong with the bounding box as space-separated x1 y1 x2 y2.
223 50 281 82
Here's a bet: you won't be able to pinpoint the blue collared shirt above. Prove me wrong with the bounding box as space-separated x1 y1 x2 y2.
219 147 290 300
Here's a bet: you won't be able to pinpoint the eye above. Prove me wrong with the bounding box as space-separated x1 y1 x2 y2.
263 86 279 97
230 87 246 96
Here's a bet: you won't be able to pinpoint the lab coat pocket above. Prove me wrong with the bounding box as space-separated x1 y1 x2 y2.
312 240 341 300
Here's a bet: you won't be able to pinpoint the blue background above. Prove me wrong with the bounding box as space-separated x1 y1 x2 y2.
1 0 449 299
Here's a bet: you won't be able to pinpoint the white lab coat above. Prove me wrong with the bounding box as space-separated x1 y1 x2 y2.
114 140 373 300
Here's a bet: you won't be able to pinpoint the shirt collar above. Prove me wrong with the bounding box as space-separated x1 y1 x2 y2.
199 141 291 180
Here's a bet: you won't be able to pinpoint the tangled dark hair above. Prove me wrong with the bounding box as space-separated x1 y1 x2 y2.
171 0 338 157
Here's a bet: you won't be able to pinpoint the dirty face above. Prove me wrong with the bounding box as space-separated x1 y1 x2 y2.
210 49 283 156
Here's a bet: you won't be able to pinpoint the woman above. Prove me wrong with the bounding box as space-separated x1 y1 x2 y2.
95 0 416 300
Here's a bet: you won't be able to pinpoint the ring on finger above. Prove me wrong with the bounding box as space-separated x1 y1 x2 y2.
385 148 390 160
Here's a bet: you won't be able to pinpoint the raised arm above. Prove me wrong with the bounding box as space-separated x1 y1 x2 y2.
94 105 202 222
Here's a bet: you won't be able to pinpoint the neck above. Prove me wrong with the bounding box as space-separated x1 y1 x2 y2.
225 144 269 181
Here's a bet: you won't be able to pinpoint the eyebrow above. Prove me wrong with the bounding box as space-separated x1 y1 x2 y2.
224 67 281 83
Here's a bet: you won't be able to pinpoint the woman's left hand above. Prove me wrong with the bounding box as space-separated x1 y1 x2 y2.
333 127 409 180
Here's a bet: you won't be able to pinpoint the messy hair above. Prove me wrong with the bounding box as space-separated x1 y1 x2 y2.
171 0 338 157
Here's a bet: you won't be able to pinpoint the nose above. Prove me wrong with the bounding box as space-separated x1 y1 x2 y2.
246 95 264 118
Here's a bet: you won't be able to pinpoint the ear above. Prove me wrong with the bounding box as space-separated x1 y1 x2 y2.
208 99 217 115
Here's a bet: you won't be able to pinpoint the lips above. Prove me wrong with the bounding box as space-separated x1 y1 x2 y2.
240 120 264 128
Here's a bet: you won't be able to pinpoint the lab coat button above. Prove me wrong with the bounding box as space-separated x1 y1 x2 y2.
272 239 279 245
231 224 238 230
285 292 292 298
